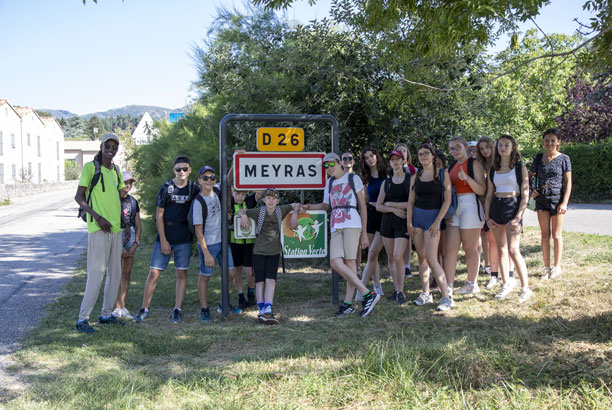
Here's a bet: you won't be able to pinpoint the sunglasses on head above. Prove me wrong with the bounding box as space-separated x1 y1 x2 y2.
104 143 118 150
199 175 216 181
342 156 353 162
175 167 189 172
323 162 336 168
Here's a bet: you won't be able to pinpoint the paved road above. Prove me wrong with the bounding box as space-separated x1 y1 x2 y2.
523 203 612 236
0 187 86 397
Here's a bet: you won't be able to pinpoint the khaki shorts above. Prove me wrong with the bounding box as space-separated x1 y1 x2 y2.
330 228 361 260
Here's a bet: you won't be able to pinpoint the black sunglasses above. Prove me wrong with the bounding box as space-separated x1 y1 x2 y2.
199 175 217 181
342 156 353 162
104 143 118 150
323 162 336 168
175 167 189 172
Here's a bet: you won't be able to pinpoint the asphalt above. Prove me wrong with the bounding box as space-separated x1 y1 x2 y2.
522 203 612 236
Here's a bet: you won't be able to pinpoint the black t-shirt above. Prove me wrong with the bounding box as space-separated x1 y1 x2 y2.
155 180 200 245
120 194 140 228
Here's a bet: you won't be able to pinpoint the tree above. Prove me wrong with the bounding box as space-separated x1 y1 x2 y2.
63 116 88 140
87 115 106 140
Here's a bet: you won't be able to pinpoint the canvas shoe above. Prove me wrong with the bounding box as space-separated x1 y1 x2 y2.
486 276 500 290
335 302 356 318
359 291 381 317
549 266 562 279
396 292 407 305
75 320 95 333
413 292 434 306
518 287 533 304
455 281 480 295
373 283 384 296
541 266 552 280
495 279 517 300
132 308 149 323
436 297 453 311
170 308 182 323
200 307 211 323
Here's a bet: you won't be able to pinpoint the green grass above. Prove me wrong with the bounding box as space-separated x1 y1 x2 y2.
0 199 10 206
4 228 612 409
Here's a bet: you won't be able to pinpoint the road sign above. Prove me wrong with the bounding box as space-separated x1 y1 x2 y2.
233 152 325 190
282 210 327 258
257 127 304 151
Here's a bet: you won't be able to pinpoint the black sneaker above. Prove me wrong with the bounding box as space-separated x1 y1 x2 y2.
247 293 256 307
405 266 413 278
360 291 381 317
335 303 355 318
170 308 182 323
397 292 407 305
238 296 248 310
200 308 211 323
132 308 149 323
260 312 279 325
98 315 124 326
388 291 399 301
75 320 95 333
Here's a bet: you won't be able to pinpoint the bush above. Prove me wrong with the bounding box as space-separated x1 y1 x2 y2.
64 161 81 181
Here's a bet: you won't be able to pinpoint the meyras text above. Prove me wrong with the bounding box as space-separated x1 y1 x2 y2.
244 164 318 178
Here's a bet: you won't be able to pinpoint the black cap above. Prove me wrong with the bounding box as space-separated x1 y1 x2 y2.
174 155 190 165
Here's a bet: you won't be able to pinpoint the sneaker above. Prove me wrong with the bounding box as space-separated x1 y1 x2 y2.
132 308 149 323
484 266 491 275
397 292 407 305
449 296 456 308
112 307 122 317
200 307 211 322
436 297 453 311
373 283 384 296
75 320 95 333
549 266 562 279
413 292 434 306
518 287 533 304
238 296 248 311
355 290 363 301
455 281 480 295
119 307 133 320
98 315 124 326
170 308 182 323
405 267 413 279
359 292 381 317
448 283 454 297
541 266 551 280
495 279 517 300
217 304 243 314
259 312 279 325
335 303 356 317
247 293 256 307
486 276 500 290
388 291 399 301
430 285 441 293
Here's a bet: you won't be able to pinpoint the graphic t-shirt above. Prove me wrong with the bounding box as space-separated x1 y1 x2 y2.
121 194 140 228
192 191 222 245
531 153 572 197
322 173 364 232
155 180 200 245
78 161 125 234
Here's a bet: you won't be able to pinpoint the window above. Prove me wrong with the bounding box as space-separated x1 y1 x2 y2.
57 165 60 181
37 135 41 156
38 163 41 183
11 133 15 148
12 164 16 179
28 162 31 175
0 164 4 184
56 141 59 160
27 133 31 146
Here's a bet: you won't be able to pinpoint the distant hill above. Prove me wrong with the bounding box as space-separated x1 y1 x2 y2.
39 109 79 119
39 105 191 121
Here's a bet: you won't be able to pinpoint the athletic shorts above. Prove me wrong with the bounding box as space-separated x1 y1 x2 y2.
253 253 280 282
449 194 485 230
535 194 562 216
380 214 409 239
230 242 253 268
330 228 361 260
412 207 440 231
150 241 192 271
490 196 520 225
366 204 383 234
198 242 235 276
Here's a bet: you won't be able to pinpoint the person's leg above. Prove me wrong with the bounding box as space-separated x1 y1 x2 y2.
361 232 383 286
141 241 170 309
198 274 211 308
264 278 276 303
506 225 528 288
460 228 482 283
78 231 110 322
551 212 566 268
412 228 429 293
173 242 193 310
403 237 413 276
443 226 461 286
481 230 489 269
116 254 135 309
425 231 449 298
393 237 409 294
101 232 123 317
382 236 397 290
174 269 188 309
537 210 552 269
233 265 244 294
343 258 358 303
492 225 510 284
487 230 500 273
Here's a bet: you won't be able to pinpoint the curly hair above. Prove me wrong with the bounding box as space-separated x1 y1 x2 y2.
359 146 386 182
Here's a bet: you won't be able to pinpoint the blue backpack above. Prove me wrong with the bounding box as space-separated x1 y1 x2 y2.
439 170 457 219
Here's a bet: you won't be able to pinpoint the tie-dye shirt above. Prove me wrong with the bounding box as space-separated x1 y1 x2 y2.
323 173 364 232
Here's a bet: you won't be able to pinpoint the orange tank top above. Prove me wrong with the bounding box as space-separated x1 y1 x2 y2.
449 161 474 194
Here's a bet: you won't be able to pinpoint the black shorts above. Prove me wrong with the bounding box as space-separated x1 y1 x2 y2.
490 196 520 225
253 254 280 282
380 213 409 239
366 204 383 234
229 242 253 268
535 194 562 216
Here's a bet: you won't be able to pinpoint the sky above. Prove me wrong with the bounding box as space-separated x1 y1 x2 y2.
0 0 595 116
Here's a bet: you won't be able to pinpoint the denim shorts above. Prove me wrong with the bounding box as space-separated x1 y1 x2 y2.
122 226 136 252
198 242 235 276
150 241 192 271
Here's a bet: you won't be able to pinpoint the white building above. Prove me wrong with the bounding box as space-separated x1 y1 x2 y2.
131 111 157 145
0 99 65 184
64 140 101 167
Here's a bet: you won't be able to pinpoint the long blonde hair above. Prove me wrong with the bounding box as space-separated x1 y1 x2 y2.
476 137 495 171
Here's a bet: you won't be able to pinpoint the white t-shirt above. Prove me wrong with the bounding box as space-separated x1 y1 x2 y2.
192 191 221 245
322 173 364 232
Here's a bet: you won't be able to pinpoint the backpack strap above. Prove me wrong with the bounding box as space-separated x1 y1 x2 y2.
489 167 496 191
467 157 475 179
256 206 267 235
532 153 543 189
327 176 336 209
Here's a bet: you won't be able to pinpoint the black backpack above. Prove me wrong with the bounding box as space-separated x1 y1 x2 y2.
327 173 360 211
77 160 121 223
162 179 197 207
187 186 222 238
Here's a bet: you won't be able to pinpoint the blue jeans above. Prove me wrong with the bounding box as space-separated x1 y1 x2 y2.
198 242 235 276
149 241 192 271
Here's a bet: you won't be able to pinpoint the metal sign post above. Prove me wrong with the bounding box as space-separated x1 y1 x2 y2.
219 114 341 319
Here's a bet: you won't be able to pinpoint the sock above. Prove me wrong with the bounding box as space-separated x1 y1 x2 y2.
263 303 272 313
491 271 499 278
343 300 352 306
257 302 265 313
247 287 255 295
238 292 245 300
509 270 514 278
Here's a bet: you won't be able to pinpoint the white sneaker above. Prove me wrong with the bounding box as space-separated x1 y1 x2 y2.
413 292 434 306
486 276 500 290
112 308 122 317
518 287 533 304
449 296 456 307
120 307 133 319
355 290 363 301
549 266 562 279
484 266 491 275
541 266 551 280
495 279 517 300
448 283 454 297
455 281 480 295
436 297 453 311
373 283 384 296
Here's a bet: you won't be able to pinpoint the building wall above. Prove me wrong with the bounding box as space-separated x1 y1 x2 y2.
0 103 24 184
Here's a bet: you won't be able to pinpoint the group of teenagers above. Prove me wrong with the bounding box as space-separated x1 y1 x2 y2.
73 127 572 332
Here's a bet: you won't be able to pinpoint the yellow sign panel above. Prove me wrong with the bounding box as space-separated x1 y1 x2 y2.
257 127 304 151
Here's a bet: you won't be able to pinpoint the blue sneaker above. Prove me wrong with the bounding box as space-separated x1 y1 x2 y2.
75 320 95 333
132 308 149 323
200 307 211 323
217 303 242 314
170 308 182 323
98 315 124 326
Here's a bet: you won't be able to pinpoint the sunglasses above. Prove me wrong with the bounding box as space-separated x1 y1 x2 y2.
199 175 216 181
104 143 118 150
342 156 353 162
175 167 189 172
323 162 336 168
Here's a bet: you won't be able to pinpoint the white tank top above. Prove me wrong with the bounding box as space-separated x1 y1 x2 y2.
493 170 520 194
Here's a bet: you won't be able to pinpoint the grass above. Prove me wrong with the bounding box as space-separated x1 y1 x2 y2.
3 227 612 409
0 199 10 206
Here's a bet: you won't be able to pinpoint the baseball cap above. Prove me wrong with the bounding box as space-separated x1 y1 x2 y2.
388 150 404 160
174 155 190 165
198 165 215 176
122 171 136 182
264 187 280 198
101 133 120 144
323 152 340 163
